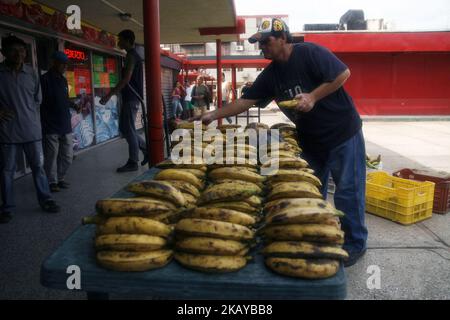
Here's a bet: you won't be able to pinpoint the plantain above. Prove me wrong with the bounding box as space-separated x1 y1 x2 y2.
209 167 265 184
267 182 323 201
265 257 339 279
198 182 260 205
189 207 257 226
160 180 200 198
182 169 206 179
95 234 167 251
175 218 254 241
243 195 263 208
83 216 172 237
155 159 207 171
270 123 295 130
96 250 173 272
202 201 260 215
262 241 349 260
261 157 309 169
267 170 322 187
95 198 176 217
181 192 197 208
213 179 264 193
174 252 248 273
261 224 344 244
175 237 249 256
278 99 298 108
154 169 204 190
263 198 337 215
265 209 341 227
127 180 186 207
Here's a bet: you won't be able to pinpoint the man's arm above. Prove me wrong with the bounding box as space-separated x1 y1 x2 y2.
196 98 257 125
100 54 135 104
295 69 350 112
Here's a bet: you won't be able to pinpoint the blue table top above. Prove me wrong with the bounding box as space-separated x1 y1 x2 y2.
40 168 347 299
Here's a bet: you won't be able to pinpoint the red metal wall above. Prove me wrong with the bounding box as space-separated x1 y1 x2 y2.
338 52 450 115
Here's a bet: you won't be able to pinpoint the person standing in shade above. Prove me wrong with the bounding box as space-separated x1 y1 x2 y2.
100 29 148 172
221 73 233 123
40 51 81 193
194 18 368 267
171 81 184 119
191 76 210 117
0 35 60 223
183 80 195 118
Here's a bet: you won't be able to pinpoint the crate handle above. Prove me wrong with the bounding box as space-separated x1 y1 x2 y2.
417 191 427 197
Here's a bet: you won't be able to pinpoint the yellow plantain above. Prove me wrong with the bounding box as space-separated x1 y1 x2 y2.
127 180 186 207
175 218 254 241
267 182 323 201
174 252 248 273
263 241 349 260
160 180 200 198
262 224 344 244
202 201 260 215
265 207 342 226
95 198 176 217
261 157 309 169
209 167 265 184
278 99 298 108
96 250 172 272
175 237 248 256
155 159 207 171
267 170 322 187
265 257 339 279
198 182 259 205
213 179 264 193
95 234 167 251
83 216 172 237
263 198 336 215
190 207 257 226
154 169 204 190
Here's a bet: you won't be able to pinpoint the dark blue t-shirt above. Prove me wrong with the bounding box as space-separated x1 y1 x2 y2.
242 42 362 154
40 70 72 135
121 48 144 102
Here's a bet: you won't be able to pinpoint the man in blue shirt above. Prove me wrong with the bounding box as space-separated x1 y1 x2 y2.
100 29 147 172
40 51 81 192
0 35 60 223
196 19 368 267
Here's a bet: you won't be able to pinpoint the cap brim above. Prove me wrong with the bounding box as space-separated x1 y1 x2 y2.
248 32 270 44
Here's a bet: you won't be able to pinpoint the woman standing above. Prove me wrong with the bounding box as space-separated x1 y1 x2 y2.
171 81 184 119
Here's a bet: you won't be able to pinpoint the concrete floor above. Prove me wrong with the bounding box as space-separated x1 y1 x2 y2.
0 113 449 300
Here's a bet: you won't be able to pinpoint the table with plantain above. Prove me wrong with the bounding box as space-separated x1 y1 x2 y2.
40 122 347 299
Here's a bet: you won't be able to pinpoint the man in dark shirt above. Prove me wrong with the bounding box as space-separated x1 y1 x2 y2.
100 29 147 172
196 18 368 267
40 51 80 192
0 36 59 223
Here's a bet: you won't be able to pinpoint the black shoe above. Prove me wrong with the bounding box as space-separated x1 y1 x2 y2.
116 161 138 173
57 181 70 189
344 249 367 267
49 183 60 193
41 200 60 213
141 153 149 166
0 212 12 224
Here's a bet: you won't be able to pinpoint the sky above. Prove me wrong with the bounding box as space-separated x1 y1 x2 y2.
235 0 450 32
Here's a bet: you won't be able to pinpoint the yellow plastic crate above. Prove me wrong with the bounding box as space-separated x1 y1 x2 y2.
366 171 435 225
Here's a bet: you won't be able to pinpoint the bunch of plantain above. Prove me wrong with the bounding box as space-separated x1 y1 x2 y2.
84 203 175 272
173 218 255 273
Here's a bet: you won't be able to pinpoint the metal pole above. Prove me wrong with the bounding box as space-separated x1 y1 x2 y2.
231 65 237 102
143 0 164 166
216 39 222 126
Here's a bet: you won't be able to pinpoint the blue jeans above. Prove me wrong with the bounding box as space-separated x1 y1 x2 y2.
119 101 146 163
302 129 368 253
172 98 183 118
0 141 53 213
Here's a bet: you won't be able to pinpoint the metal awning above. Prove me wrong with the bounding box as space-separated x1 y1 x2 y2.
36 0 242 44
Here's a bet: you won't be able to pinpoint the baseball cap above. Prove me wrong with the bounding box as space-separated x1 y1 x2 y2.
52 51 69 63
248 18 291 44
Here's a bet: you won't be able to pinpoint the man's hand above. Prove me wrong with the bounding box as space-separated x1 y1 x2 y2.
188 111 216 125
295 93 316 113
100 93 113 105
0 109 15 122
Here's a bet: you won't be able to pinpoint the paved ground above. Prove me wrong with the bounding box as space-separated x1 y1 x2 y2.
0 112 449 300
